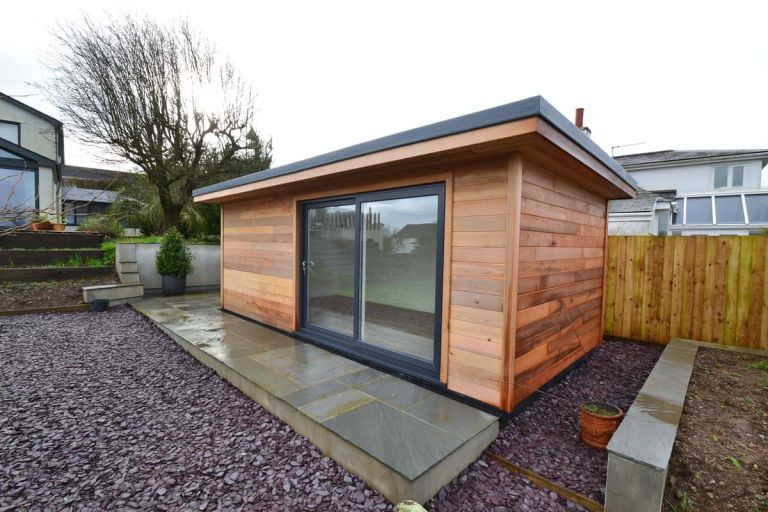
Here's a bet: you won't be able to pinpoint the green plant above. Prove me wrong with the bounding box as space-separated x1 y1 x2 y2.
32 212 50 223
666 491 690 512
77 214 122 237
85 257 104 267
155 227 193 278
749 359 768 372
583 403 620 416
100 240 116 267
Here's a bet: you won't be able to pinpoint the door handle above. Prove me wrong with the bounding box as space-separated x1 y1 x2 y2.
302 261 315 274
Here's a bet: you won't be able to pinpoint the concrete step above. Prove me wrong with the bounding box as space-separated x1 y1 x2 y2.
82 283 144 305
118 261 138 273
119 272 141 284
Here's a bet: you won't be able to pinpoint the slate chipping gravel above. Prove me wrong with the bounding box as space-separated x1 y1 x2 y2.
0 307 661 511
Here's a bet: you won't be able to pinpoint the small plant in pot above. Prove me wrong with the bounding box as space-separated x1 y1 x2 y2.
29 213 53 231
579 401 624 450
156 227 194 296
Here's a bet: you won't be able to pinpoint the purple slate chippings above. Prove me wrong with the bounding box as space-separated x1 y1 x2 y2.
0 307 660 511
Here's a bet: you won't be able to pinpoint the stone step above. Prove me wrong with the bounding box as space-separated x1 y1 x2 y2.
82 283 144 305
118 261 138 273
119 272 141 284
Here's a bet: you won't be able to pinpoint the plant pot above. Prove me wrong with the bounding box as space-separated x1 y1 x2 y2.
90 299 110 312
50 223 66 232
162 274 187 295
30 221 53 231
579 402 624 450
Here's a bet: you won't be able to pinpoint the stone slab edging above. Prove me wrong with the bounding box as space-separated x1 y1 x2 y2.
604 338 699 512
132 304 498 504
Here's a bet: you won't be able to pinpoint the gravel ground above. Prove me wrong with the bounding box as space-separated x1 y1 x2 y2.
0 307 661 511
487 341 663 504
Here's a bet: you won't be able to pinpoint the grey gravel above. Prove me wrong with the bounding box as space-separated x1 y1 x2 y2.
0 307 660 511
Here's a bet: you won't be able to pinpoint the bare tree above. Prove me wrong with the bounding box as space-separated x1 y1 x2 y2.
39 14 272 231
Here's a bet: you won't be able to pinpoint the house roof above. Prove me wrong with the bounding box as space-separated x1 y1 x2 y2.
615 149 768 167
193 96 636 198
608 189 671 214
62 165 132 183
395 223 437 239
0 137 57 167
62 187 118 203
0 92 63 127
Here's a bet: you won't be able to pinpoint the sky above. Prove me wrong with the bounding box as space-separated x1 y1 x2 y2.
1 1 767 175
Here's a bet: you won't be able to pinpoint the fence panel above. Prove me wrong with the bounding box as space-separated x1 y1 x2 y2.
603 236 768 349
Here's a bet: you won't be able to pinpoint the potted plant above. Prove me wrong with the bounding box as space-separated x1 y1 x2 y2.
29 213 53 231
156 227 194 295
50 219 66 231
579 402 624 450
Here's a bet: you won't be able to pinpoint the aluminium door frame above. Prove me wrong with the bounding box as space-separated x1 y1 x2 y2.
298 182 445 384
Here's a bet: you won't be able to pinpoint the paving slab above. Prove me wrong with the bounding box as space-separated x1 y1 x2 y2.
131 293 499 504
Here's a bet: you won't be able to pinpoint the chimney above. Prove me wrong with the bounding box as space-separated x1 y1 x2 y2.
574 108 584 128
574 107 592 138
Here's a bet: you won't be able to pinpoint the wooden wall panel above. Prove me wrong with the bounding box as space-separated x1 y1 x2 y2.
221 197 295 331
446 158 510 408
512 161 607 406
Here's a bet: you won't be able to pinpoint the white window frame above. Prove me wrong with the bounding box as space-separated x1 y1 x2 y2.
713 163 747 189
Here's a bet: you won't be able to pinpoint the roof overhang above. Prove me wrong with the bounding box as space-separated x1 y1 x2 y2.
194 96 637 204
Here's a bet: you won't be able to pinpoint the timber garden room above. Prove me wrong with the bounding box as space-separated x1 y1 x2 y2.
193 95 636 413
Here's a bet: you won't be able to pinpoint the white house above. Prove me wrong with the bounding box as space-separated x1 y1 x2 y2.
0 92 64 225
0 93 125 228
609 149 768 235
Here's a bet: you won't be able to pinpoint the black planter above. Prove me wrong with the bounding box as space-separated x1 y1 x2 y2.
161 274 187 295
90 299 110 312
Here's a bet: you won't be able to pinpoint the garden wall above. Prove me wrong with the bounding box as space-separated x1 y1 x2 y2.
604 235 768 349
116 243 220 291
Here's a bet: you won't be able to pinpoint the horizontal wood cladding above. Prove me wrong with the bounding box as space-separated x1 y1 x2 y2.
446 158 510 408
221 198 295 331
512 161 607 406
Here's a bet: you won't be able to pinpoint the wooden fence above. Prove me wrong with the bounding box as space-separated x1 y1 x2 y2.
603 236 768 349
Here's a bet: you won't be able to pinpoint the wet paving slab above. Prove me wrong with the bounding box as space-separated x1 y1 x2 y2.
131 293 499 503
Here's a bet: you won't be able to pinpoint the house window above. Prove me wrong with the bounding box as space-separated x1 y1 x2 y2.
745 194 768 223
63 201 109 225
0 167 36 225
714 196 745 224
0 121 20 145
714 164 746 189
685 196 713 224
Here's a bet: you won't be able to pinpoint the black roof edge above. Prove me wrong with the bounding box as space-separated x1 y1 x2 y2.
0 137 57 167
0 92 63 127
194 96 637 197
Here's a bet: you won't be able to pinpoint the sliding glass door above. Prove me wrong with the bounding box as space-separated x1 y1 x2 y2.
300 184 444 380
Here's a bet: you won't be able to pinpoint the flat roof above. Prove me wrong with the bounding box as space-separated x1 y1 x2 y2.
193 95 636 197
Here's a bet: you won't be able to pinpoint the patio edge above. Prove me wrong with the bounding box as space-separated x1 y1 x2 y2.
133 304 498 504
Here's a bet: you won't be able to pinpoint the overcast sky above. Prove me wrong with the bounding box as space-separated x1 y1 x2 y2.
2 1 767 172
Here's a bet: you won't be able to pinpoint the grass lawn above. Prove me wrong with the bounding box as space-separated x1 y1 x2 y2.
340 279 436 313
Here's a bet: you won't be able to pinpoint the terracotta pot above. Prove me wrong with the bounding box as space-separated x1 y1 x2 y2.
50 223 66 232
579 402 623 450
30 221 53 231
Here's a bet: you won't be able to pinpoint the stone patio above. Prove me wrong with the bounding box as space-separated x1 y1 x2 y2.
131 293 498 504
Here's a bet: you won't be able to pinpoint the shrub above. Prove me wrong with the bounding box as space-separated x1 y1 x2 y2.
100 240 116 267
78 214 123 237
155 227 194 278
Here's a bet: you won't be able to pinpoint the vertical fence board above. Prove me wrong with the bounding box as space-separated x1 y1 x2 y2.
604 236 767 348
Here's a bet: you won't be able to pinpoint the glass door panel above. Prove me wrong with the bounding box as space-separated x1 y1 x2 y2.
360 195 438 362
305 204 356 337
